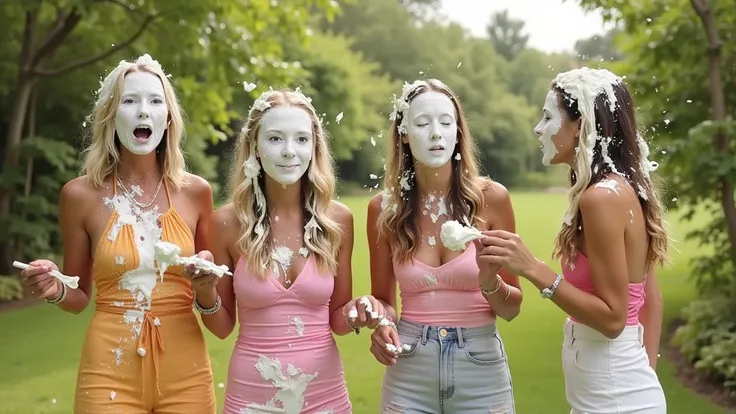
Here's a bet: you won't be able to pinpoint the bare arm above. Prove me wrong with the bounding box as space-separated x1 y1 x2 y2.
367 195 398 322
328 202 358 336
192 176 214 253
57 179 94 314
640 269 663 369
525 188 630 339
478 182 523 321
197 206 237 339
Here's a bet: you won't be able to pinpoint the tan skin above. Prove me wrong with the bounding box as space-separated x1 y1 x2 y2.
368 160 523 366
477 92 664 368
19 147 215 314
195 173 384 339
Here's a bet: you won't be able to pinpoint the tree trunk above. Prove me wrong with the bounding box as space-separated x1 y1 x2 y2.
690 0 736 266
0 77 37 274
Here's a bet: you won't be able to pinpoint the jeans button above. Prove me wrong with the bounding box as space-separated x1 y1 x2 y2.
439 328 448 337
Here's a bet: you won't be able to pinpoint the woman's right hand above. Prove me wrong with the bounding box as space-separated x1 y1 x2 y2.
19 259 63 301
370 325 402 366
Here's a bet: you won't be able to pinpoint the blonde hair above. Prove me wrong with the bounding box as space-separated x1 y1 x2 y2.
377 79 487 263
228 89 341 278
80 54 186 189
550 72 669 268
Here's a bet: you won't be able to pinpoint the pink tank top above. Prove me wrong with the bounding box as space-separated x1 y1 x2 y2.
222 255 351 414
393 244 495 328
563 253 645 326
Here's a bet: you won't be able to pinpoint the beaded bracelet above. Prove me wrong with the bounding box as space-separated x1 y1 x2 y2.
194 294 222 315
45 283 67 305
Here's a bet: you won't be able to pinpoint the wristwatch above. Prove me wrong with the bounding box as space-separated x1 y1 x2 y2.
540 273 563 299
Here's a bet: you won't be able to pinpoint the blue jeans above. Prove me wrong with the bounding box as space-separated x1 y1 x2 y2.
381 319 516 413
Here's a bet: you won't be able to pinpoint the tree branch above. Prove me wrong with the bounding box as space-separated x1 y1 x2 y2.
33 13 160 77
19 5 40 74
30 7 82 68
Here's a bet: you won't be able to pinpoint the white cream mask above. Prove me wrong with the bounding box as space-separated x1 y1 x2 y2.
404 91 457 168
115 71 168 155
534 90 563 166
257 106 313 186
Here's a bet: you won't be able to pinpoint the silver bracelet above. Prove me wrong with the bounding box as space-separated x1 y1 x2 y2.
541 274 563 299
193 293 221 315
45 283 67 305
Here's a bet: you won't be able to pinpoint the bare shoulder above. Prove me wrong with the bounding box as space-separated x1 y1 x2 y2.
61 176 97 206
180 172 212 197
479 178 511 206
210 203 238 233
328 200 354 227
367 191 386 216
580 180 629 220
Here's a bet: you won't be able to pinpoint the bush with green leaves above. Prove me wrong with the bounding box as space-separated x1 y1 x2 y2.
673 296 736 388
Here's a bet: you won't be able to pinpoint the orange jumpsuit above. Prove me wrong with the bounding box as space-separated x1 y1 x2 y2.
74 179 216 414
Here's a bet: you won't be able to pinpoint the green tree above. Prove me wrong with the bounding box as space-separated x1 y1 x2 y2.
486 10 529 61
0 0 338 274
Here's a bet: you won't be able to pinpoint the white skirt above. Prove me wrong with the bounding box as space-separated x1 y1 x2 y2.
562 318 667 414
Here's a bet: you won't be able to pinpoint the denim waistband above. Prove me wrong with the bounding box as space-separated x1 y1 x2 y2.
397 318 498 347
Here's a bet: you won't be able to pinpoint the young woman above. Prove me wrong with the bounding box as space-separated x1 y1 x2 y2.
195 88 384 414
18 55 217 412
477 67 668 413
368 79 523 413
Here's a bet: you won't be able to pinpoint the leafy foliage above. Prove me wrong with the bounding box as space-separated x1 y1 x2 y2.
673 297 736 388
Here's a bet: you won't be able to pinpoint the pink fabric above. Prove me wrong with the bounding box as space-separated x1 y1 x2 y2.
393 243 496 328
563 253 646 326
222 255 351 414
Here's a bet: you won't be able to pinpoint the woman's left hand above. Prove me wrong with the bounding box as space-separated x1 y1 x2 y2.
475 230 540 277
343 295 386 329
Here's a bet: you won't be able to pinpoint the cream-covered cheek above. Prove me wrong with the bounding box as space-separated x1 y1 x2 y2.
256 106 314 186
115 71 168 155
535 90 562 166
405 92 458 169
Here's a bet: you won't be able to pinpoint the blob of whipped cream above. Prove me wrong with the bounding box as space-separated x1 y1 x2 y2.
153 241 232 278
440 220 483 251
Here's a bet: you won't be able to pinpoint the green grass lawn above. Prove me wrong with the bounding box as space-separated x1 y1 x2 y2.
0 192 729 413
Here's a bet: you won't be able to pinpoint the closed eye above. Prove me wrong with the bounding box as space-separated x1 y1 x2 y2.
441 122 452 126
416 123 429 127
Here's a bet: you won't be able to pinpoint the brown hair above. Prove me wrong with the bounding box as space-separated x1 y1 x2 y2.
552 80 669 268
377 79 487 263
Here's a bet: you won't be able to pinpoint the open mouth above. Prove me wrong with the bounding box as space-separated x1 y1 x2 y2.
429 146 445 152
134 126 152 142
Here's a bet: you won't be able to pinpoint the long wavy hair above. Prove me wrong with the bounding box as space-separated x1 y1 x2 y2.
80 54 186 189
551 71 669 268
228 89 341 278
377 79 487 263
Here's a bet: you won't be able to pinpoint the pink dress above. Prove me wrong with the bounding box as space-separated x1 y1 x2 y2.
222 255 352 414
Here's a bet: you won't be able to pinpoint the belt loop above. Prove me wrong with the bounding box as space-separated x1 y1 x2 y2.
457 327 465 348
421 325 429 345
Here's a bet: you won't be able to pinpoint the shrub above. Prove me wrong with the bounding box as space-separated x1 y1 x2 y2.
673 295 736 388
